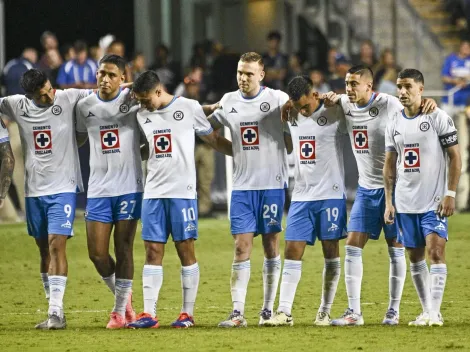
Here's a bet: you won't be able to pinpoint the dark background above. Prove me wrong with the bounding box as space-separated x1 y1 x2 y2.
4 0 135 60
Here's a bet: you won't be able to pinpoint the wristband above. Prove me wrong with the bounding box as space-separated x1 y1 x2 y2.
446 190 456 198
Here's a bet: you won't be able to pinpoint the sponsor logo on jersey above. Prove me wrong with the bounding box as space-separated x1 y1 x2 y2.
435 222 446 231
420 121 430 132
369 107 379 117
439 132 458 147
346 110 353 117
144 118 151 124
352 127 369 152
33 128 52 154
290 119 298 127
173 110 184 120
229 107 238 113
61 220 72 228
394 130 401 137
154 132 172 158
100 128 121 154
299 136 316 164
185 223 197 232
86 111 95 117
240 122 259 150
20 111 29 118
404 143 420 172
119 104 129 113
448 117 454 127
317 116 327 126
260 102 270 112
267 218 279 226
51 105 62 115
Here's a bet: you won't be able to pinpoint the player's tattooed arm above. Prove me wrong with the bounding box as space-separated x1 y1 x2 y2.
437 145 462 218
284 133 293 154
207 115 224 131
383 151 398 224
0 141 14 208
199 130 233 156
76 132 89 148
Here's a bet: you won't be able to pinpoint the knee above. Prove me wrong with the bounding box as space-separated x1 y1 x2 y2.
234 240 251 259
427 247 445 263
145 246 163 265
88 252 108 265
48 236 66 256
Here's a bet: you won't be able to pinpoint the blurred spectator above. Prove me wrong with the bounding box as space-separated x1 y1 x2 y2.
43 49 63 87
106 40 132 81
60 43 75 61
285 53 305 86
174 66 204 97
149 43 181 93
89 46 103 63
130 52 146 81
352 39 378 67
190 42 207 70
326 47 340 78
328 56 351 94
309 69 331 94
374 49 401 94
441 39 470 116
207 48 239 102
1 48 37 95
56 40 97 89
262 30 288 90
38 31 59 69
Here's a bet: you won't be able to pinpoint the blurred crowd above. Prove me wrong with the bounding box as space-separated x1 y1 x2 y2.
1 28 470 222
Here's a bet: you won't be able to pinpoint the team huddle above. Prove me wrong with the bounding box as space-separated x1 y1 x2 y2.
0 51 461 330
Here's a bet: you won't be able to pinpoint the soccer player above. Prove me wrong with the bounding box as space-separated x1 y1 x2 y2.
264 76 346 326
384 69 461 326
127 71 232 329
325 65 437 326
0 118 14 209
75 54 141 329
0 69 91 329
203 52 289 328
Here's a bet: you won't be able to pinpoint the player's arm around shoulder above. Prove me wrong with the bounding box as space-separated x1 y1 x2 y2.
199 130 233 157
74 99 89 147
383 118 398 224
0 135 14 209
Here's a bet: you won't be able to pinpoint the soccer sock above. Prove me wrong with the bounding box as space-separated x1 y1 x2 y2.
388 247 406 313
231 260 251 315
262 255 281 312
181 263 200 316
40 273 50 301
319 258 341 314
345 245 363 314
278 259 302 316
430 263 447 314
102 273 116 294
142 265 163 317
410 260 431 313
48 276 67 317
114 279 133 316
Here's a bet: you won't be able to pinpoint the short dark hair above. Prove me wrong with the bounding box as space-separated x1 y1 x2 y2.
133 70 161 93
267 30 282 41
20 69 48 95
397 68 424 84
347 64 374 80
74 40 88 53
287 76 313 102
99 54 127 73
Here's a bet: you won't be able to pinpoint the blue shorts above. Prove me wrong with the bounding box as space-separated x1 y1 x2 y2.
285 199 347 245
348 186 397 240
396 211 448 248
230 189 285 236
25 192 77 239
141 198 198 243
85 193 143 223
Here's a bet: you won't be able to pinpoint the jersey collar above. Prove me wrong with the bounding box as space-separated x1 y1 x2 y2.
354 92 377 109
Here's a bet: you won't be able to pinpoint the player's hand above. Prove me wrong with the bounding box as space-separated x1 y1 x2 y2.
421 98 437 114
384 203 396 225
321 92 340 107
0 198 4 209
281 100 294 122
120 82 133 89
437 196 455 218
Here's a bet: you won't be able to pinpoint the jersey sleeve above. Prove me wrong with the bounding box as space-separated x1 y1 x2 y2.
333 105 348 134
0 117 9 143
435 110 458 148
386 95 403 116
385 119 397 152
211 94 228 126
193 102 214 136
278 90 290 106
74 102 88 133
64 88 93 105
0 96 20 121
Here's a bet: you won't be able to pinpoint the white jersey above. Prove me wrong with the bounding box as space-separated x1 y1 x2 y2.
285 103 346 201
385 108 457 213
212 87 289 190
340 92 403 189
0 118 9 143
0 89 90 197
76 88 144 198
137 96 213 199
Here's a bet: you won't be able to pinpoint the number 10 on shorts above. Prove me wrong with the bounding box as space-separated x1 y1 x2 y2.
182 208 196 222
